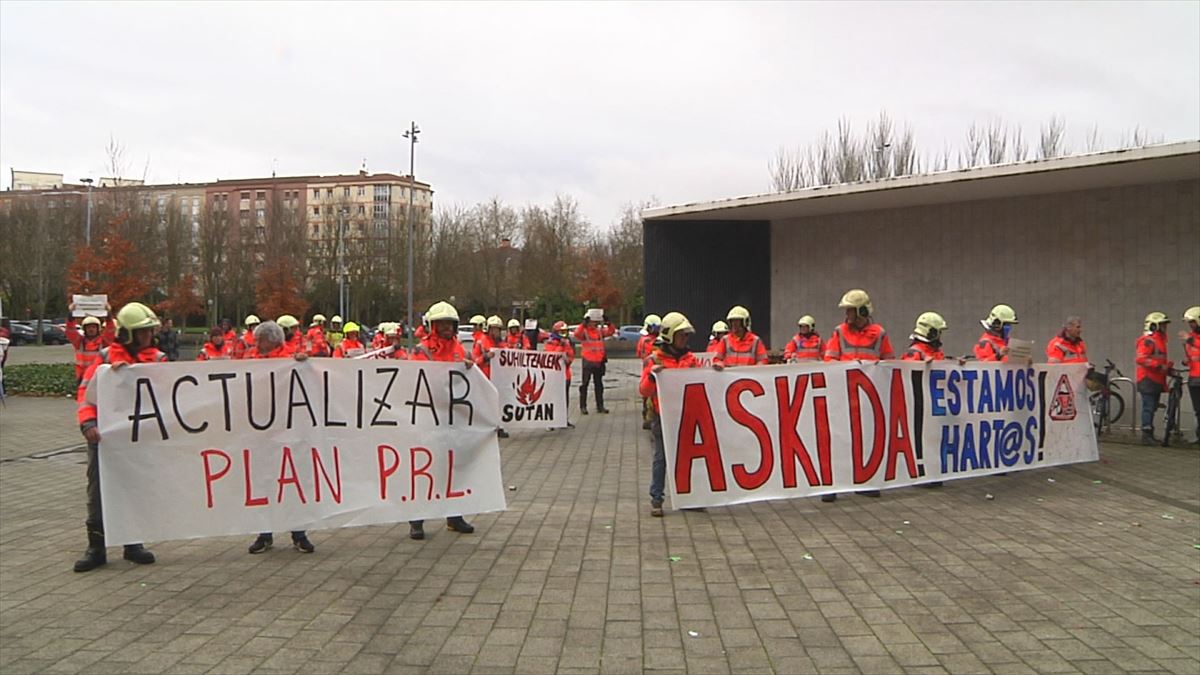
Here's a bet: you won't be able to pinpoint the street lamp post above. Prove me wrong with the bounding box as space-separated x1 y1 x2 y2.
338 207 347 320
402 122 420 344
81 178 94 281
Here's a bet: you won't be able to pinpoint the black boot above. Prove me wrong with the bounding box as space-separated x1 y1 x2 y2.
123 544 156 565
820 494 837 503
446 516 475 534
497 428 510 439
409 520 425 540
1141 429 1157 445
291 532 314 553
73 531 107 573
598 407 610 414
580 406 589 415
248 533 273 554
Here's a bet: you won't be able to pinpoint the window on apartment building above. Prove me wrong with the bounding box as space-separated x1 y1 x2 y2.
312 225 319 237
256 191 265 200
256 225 265 238
357 186 365 196
326 188 333 198
313 207 320 216
256 208 265 222
313 188 320 199
358 205 366 215
343 186 350 197
241 191 250 200
373 184 390 199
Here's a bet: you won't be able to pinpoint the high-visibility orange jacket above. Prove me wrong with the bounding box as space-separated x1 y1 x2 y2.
824 322 895 361
707 337 723 352
974 331 1008 362
473 330 484 345
783 333 822 361
307 327 330 357
715 331 769 366
333 337 366 359
77 343 166 427
411 334 467 362
639 348 698 414
636 334 657 362
1135 332 1170 388
1185 331 1200 380
283 332 304 356
473 334 503 378
543 336 574 379
224 330 238 344
233 330 256 359
572 323 614 364
66 317 116 381
243 344 290 360
504 332 532 350
196 341 234 361
902 341 944 361
1046 333 1087 364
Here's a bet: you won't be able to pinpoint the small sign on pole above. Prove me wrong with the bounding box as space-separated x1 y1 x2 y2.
72 294 108 317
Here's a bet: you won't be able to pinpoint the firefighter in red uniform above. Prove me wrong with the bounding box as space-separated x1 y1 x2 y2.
637 314 662 430
220 317 237 344
66 301 116 383
974 304 1018 362
469 315 487 345
544 321 576 428
713 306 768 367
505 319 533 350
475 316 514 439
1181 306 1200 445
821 289 893 501
73 302 163 572
640 312 699 517
306 314 331 357
276 315 304 355
902 312 947 362
196 325 234 360
233 315 260 359
243 321 316 554
708 321 728 352
1046 316 1087 364
1136 312 1173 445
573 311 616 414
333 322 366 358
408 301 476 540
783 315 822 362
381 323 408 359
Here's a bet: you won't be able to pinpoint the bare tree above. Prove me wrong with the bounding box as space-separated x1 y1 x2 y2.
1084 124 1102 153
1038 115 1067 159
769 147 806 192
1011 127 1029 162
105 134 128 181
962 123 984 168
985 121 1007 165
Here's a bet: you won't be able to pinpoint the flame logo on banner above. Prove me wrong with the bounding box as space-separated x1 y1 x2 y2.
1048 373 1077 421
514 369 545 405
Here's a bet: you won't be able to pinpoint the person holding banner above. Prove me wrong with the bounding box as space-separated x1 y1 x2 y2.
783 315 822 362
195 325 234 360
333 322 367 358
974 304 1019 362
640 312 699 517
713 306 769 367
901 312 947 362
1045 316 1087 364
473 316 505 378
327 315 345 350
574 311 615 414
277 315 304 355
1181 306 1200 445
469 315 487 344
821 289 894 501
638 315 662 430
1136 312 1174 445
708 321 728 352
409 301 477 539
544 321 576 429
233 314 260 359
306 314 331 357
66 300 116 383
242 321 318 554
382 323 409 359
73 302 165 572
505 319 532 350
220 318 237 344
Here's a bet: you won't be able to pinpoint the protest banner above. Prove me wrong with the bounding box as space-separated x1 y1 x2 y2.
96 359 505 545
490 348 569 429
657 361 1097 509
691 351 716 368
72 294 108 317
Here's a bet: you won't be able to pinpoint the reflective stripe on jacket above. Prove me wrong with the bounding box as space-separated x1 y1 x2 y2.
823 323 894 361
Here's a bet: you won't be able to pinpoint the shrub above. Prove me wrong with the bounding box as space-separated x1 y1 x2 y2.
4 363 76 397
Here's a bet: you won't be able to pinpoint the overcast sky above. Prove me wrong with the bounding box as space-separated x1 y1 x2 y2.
2 1 1197 228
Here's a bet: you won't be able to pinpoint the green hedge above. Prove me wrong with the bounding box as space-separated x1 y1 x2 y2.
4 363 76 397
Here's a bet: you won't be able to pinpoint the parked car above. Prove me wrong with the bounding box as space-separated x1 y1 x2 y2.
457 326 475 349
12 321 69 345
616 325 642 341
8 322 37 345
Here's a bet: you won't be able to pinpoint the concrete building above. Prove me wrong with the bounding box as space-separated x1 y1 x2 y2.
643 141 1200 431
9 170 64 191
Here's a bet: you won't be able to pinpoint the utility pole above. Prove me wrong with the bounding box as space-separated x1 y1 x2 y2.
402 121 420 346
338 207 347 320
81 178 94 281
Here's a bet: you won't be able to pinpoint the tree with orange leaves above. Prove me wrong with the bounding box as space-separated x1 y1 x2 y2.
255 258 308 321
66 215 152 308
157 273 204 324
577 260 622 311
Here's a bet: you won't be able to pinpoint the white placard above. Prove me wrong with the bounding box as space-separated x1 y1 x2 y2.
490 349 569 429
657 361 1097 509
72 294 108 317
96 359 506 545
586 308 604 322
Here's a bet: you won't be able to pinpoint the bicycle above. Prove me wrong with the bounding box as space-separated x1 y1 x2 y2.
1087 359 1132 435
1160 367 1185 447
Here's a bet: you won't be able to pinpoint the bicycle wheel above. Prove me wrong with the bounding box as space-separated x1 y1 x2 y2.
1107 390 1124 426
1163 387 1181 446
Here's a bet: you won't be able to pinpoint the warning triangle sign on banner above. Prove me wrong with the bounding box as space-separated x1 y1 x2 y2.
1049 373 1077 421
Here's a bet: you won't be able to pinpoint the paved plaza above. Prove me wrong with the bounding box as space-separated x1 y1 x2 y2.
0 359 1197 674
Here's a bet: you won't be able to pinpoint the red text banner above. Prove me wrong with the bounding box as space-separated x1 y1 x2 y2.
491 349 569 429
96 359 505 545
657 361 1097 509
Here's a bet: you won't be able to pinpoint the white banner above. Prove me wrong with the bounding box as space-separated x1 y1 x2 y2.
658 361 1097 509
691 351 716 368
72 294 108 317
96 359 506 545
490 349 569 429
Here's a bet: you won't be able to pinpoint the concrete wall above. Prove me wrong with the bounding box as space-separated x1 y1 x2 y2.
770 178 1199 431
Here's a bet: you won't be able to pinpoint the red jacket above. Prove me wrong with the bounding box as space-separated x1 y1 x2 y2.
974 331 1007 362
824 322 894 361
77 343 166 427
573 323 615 364
715 331 769 366
411 333 467 363
243 344 290 360
707 337 723 352
233 330 256 359
636 334 657 362
67 317 116 380
333 337 367 359
783 333 822 361
1046 332 1087 364
473 334 503 378
196 340 234 361
1135 332 1170 388
543 336 575 379
306 327 330 357
639 348 698 415
1185 332 1200 380
504 332 532 350
902 341 944 361
284 332 303 356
